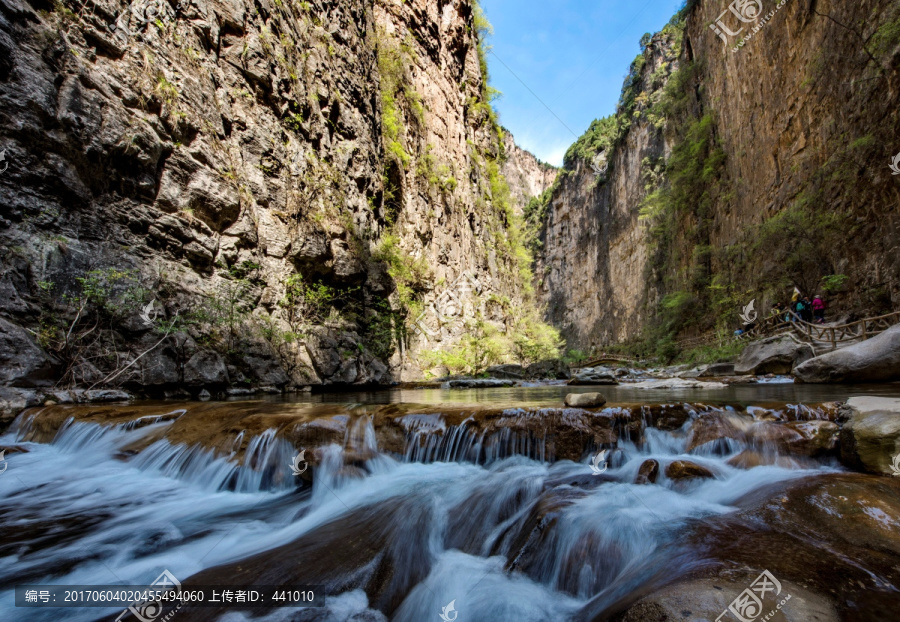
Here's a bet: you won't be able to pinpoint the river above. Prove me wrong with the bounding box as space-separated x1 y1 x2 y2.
1 381 898 621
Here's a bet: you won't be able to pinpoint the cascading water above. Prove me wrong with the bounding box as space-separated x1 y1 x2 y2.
0 400 845 621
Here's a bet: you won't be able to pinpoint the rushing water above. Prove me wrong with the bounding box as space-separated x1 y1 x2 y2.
0 384 880 621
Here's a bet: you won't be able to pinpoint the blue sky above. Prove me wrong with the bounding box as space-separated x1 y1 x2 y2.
481 0 686 166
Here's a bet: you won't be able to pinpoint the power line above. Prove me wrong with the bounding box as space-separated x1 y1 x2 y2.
549 0 657 106
488 50 580 139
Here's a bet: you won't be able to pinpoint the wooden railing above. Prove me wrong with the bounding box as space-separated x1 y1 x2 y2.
578 311 898 366
745 310 900 351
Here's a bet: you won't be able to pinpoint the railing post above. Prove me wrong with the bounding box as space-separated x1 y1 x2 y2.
830 327 835 350
863 320 868 340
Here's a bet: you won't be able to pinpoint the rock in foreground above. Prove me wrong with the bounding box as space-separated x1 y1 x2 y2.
839 396 900 475
564 392 607 408
794 325 900 383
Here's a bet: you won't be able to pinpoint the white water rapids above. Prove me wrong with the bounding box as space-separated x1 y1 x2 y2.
0 405 840 621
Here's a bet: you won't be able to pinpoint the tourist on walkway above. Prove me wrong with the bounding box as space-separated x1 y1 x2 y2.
812 295 826 323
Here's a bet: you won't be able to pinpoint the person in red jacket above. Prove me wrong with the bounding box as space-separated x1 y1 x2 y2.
812 295 826 323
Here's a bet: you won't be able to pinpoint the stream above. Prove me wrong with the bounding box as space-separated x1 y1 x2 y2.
1 382 899 621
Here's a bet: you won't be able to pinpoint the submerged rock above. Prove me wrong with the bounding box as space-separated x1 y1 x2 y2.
839 396 900 475
564 392 607 408
734 335 814 375
794 324 900 383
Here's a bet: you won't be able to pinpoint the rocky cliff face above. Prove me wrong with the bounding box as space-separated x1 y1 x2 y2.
536 27 678 351
0 0 544 396
538 0 900 352
500 128 556 214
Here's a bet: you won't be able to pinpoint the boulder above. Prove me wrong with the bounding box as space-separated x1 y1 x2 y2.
794 325 900 383
183 350 229 386
839 397 900 475
665 460 714 481
735 335 814 375
486 364 526 379
525 359 571 380
686 412 748 453
0 386 41 430
635 459 659 485
568 368 618 386
0 317 58 387
564 392 607 408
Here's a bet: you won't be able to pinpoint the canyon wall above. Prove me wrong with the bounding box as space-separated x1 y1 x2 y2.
500 128 557 215
0 0 545 398
538 0 900 352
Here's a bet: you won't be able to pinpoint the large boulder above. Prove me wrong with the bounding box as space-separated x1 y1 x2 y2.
0 318 59 387
734 335 814 375
183 350 229 387
794 325 900 383
839 397 900 475
568 368 618 386
526 359 571 380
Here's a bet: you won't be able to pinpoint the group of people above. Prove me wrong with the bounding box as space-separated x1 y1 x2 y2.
772 290 827 324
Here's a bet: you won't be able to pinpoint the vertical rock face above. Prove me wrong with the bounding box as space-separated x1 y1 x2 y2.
0 0 544 392
536 30 676 351
500 129 557 215
537 0 900 351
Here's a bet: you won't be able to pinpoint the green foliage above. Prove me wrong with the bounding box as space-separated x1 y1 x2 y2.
372 233 431 311
416 147 458 195
871 5 900 55
421 312 562 376
677 338 746 367
821 274 848 294
753 198 847 295
376 29 414 169
563 116 617 169
34 267 151 385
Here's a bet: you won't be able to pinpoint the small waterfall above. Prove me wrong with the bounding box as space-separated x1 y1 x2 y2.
0 397 848 622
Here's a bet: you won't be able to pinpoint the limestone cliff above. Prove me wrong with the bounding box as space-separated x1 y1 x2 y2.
500 128 557 215
538 0 900 353
0 0 550 395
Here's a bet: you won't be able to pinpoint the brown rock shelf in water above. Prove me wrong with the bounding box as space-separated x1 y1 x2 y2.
12 400 848 469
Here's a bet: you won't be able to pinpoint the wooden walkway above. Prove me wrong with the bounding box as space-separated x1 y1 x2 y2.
572 310 898 366
745 310 900 353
